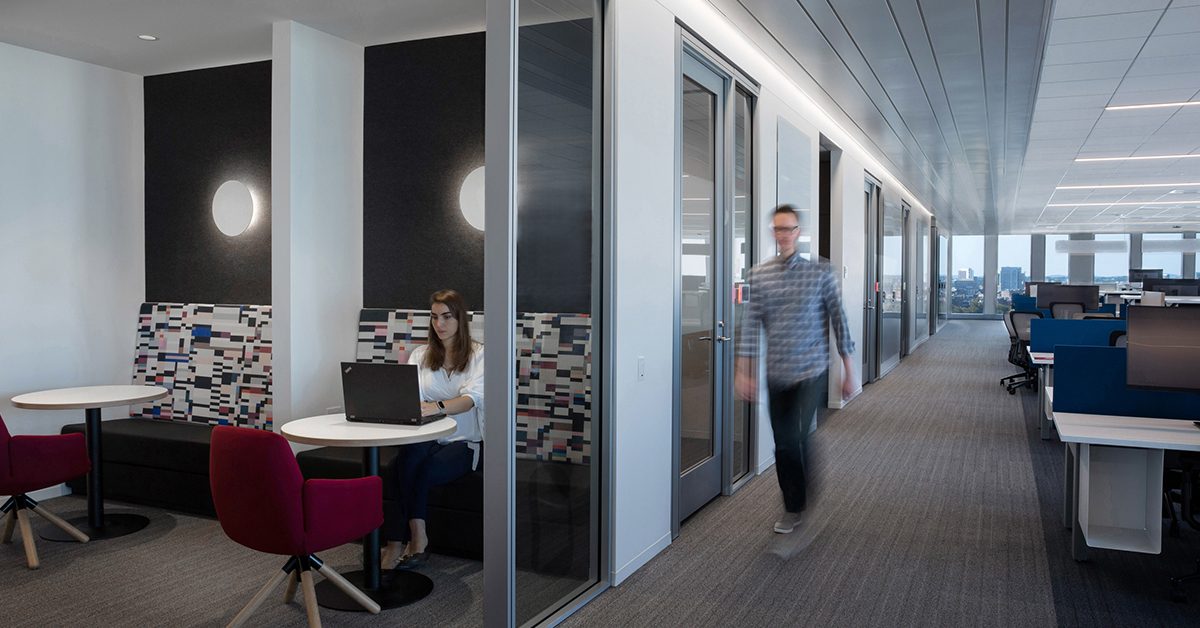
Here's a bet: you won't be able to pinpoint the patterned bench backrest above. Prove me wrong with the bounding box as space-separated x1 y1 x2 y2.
356 309 591 464
131 303 273 429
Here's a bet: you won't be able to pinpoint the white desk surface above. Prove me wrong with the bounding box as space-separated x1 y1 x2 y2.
1053 412 1200 452
1029 351 1054 365
12 385 168 410
1167 296 1200 305
280 413 457 448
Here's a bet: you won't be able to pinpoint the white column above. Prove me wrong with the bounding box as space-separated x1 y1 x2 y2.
271 21 364 429
984 234 998 315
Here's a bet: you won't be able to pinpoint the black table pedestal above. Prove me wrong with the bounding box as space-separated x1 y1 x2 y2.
314 445 434 611
41 407 150 542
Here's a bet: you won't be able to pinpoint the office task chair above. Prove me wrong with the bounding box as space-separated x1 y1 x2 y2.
1143 291 1166 307
1109 330 1127 347
1004 311 1042 394
1049 302 1085 319
1001 311 1024 387
1165 451 1200 602
210 426 383 628
0 414 90 569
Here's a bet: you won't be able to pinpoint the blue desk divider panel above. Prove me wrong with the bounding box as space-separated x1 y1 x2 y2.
1097 303 1118 315
1013 295 1036 311
1029 318 1127 353
1054 345 1200 419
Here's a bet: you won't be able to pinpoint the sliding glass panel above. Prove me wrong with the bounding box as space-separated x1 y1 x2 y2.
878 196 902 373
1094 233 1129 284
1143 233 1184 278
514 1 600 624
915 218 929 342
938 234 948 325
997 235 1031 314
951 235 983 313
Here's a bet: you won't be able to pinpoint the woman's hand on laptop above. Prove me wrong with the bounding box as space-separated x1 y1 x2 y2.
420 401 441 417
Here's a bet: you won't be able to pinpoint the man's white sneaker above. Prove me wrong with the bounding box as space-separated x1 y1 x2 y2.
774 511 801 534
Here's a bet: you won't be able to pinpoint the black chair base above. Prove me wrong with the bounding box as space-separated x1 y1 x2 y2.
1172 559 1200 603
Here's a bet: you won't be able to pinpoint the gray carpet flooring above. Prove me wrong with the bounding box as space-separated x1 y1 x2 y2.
5 321 1200 627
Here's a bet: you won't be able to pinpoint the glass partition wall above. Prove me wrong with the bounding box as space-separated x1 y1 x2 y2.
485 1 607 626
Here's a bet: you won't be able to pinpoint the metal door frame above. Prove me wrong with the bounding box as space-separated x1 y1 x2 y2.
862 175 881 384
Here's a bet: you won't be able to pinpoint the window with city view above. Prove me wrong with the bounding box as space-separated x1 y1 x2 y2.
951 235 984 313
997 235 1030 315
1045 234 1069 284
1094 233 1129 284
1142 233 1184 278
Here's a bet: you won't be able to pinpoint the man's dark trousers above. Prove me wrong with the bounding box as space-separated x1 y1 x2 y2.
768 371 828 513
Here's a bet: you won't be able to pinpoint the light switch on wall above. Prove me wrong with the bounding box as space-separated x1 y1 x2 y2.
637 356 645 381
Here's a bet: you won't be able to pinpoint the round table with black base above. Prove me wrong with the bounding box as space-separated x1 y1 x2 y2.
11 385 169 542
281 413 456 611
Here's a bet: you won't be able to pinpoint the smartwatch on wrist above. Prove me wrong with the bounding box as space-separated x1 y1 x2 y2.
436 400 445 412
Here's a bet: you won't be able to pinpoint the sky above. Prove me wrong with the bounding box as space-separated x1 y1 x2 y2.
951 234 1154 280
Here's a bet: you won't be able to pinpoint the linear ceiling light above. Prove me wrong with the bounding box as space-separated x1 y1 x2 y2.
1105 101 1200 111
1046 201 1200 207
1075 154 1200 162
1055 182 1200 190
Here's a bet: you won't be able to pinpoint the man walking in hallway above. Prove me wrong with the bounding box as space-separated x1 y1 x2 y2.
735 204 857 533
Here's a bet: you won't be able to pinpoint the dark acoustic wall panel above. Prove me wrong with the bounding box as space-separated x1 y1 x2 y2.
144 61 272 305
364 24 594 314
364 34 487 311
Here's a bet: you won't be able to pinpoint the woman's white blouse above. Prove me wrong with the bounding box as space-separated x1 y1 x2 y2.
407 342 485 447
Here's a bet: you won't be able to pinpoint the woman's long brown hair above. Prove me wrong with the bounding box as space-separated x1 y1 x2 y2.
423 289 474 375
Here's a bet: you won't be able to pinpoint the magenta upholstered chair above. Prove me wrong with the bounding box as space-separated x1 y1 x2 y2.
210 426 383 628
0 414 91 569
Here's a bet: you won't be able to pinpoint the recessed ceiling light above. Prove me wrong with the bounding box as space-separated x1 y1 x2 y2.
1046 201 1200 207
1055 182 1200 190
1075 154 1200 162
1105 101 1200 111
137 35 157 41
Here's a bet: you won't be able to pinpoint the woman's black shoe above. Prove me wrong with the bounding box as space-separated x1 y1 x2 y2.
395 551 431 570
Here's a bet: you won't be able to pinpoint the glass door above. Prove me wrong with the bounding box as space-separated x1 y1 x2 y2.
677 52 725 522
728 88 754 487
862 177 881 383
879 196 903 376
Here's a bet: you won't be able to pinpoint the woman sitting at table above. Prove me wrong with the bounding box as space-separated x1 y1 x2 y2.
384 289 484 570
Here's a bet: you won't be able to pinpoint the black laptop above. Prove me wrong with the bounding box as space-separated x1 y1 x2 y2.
341 362 445 425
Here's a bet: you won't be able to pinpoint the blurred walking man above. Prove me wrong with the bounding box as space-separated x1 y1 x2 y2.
735 204 857 533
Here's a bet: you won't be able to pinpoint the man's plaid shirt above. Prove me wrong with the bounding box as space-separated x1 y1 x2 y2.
736 252 855 388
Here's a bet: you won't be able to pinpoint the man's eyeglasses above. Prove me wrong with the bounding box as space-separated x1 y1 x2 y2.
772 226 798 234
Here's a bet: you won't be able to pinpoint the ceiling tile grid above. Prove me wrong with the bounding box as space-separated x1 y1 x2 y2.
1016 0 1200 234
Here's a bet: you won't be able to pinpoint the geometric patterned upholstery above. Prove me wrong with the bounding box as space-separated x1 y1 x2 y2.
355 309 591 464
131 303 273 429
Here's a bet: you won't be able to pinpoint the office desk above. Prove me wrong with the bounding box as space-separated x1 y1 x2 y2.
1054 412 1200 561
1167 296 1200 306
1029 351 1054 439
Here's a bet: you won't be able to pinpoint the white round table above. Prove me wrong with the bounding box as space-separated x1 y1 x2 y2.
11 385 169 541
281 414 456 611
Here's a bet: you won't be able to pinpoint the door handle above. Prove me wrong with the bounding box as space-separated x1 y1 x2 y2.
697 336 711 341
716 336 732 342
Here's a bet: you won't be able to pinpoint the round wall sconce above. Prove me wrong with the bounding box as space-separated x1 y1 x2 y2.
459 166 486 231
212 180 255 236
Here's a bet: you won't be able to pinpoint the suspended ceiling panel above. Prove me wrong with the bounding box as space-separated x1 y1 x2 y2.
718 0 1053 235
1018 0 1200 235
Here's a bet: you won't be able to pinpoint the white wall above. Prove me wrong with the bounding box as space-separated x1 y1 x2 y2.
609 0 943 585
271 22 364 430
611 0 677 585
828 150 866 408
0 43 143 499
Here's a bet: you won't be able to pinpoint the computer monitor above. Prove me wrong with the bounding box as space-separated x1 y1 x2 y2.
1024 281 1060 297
1142 278 1200 297
1126 305 1200 393
1129 268 1163 283
1034 283 1099 311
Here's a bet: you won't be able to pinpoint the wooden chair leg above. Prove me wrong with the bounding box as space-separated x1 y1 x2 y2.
226 568 290 628
284 570 299 604
31 505 88 543
316 563 381 614
300 570 322 628
1 510 14 544
16 509 38 570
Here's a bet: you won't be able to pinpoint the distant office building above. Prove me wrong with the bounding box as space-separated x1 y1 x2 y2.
1000 266 1025 292
957 268 975 281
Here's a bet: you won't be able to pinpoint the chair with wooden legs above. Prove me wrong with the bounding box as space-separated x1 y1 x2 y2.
210 426 383 628
0 414 91 569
